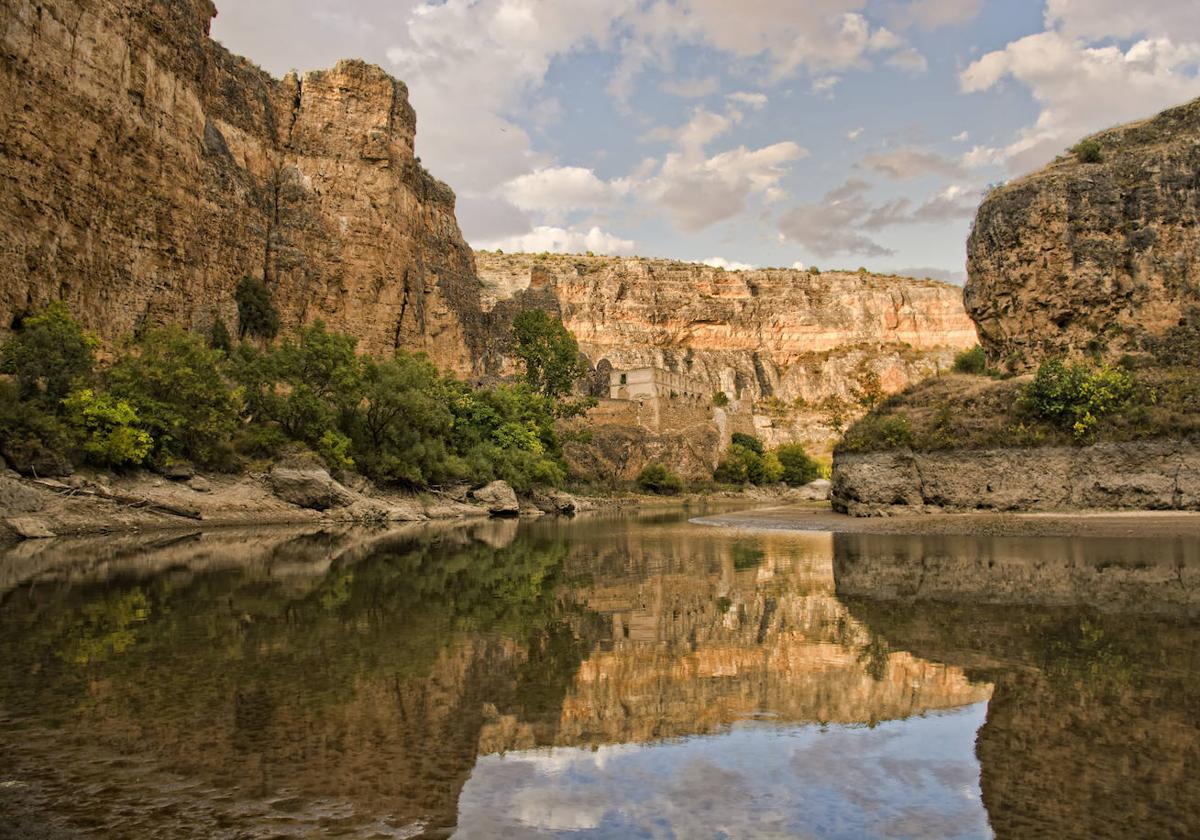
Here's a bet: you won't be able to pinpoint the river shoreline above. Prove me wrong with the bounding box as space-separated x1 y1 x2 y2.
692 504 1200 539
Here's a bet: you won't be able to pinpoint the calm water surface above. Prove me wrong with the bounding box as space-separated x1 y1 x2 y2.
1 508 1197 839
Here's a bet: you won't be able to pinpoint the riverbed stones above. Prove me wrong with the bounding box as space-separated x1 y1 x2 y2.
0 477 45 514
268 466 356 511
0 440 73 478
187 476 213 493
470 481 520 517
161 461 196 481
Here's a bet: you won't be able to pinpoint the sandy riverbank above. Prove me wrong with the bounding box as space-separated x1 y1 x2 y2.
692 504 1200 539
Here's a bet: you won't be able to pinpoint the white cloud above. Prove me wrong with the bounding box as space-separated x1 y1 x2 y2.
503 166 626 213
961 28 1200 172
861 147 966 180
811 75 841 95
727 91 768 108
886 47 929 75
952 131 970 142
703 257 756 271
847 127 865 141
790 261 807 270
1045 0 1200 43
477 225 636 255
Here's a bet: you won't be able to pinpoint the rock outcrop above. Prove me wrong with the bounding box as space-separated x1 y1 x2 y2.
478 252 978 460
832 439 1200 516
966 96 1200 372
0 0 485 372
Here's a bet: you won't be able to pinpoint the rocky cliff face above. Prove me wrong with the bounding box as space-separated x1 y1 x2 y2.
0 0 484 371
966 96 1200 372
478 252 978 457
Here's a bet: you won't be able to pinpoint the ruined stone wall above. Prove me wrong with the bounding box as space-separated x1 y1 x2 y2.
0 0 484 371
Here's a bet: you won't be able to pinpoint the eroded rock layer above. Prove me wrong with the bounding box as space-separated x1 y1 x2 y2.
478 252 978 456
966 96 1200 371
0 0 484 370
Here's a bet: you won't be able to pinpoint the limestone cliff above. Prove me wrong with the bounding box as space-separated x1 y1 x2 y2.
966 95 1200 372
478 252 978 460
0 0 484 371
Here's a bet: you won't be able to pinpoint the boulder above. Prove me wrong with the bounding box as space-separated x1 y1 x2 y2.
6 517 55 540
161 461 195 480
0 476 47 514
794 479 832 501
187 476 213 493
529 488 594 515
1 440 73 478
470 480 520 517
268 466 356 510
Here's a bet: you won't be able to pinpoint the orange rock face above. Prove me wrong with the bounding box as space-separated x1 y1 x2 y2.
0 0 484 371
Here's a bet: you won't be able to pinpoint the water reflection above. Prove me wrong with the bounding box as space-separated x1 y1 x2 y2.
0 512 1197 838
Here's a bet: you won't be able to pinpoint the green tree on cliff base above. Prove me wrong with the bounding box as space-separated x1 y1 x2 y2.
235 277 280 341
512 310 588 400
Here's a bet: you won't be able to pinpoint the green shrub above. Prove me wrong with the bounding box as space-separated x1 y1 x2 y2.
775 444 821 486
952 345 988 375
839 413 914 453
0 380 73 466
1073 139 1103 164
715 443 765 485
636 463 684 495
712 391 730 407
1 301 96 407
107 327 239 468
234 276 280 340
209 317 232 353
761 451 784 484
1025 358 1133 439
730 432 764 455
63 389 152 467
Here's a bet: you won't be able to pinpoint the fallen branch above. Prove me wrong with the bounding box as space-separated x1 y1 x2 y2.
30 479 204 521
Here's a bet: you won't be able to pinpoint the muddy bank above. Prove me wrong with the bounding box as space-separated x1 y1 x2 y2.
692 504 1200 539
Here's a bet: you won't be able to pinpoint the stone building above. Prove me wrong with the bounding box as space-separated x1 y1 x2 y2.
610 367 708 402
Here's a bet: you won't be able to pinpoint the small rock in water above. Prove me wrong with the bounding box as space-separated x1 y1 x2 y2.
6 517 56 540
470 480 520 517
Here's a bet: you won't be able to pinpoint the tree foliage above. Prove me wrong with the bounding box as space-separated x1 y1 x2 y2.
1 301 97 407
63 389 153 467
512 310 587 399
776 444 821 486
637 463 684 495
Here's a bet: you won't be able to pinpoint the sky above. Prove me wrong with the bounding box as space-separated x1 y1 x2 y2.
212 1 1200 283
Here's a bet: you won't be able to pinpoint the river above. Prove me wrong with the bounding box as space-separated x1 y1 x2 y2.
1 506 1197 838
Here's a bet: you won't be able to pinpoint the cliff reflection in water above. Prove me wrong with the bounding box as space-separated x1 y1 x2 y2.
0 514 1196 838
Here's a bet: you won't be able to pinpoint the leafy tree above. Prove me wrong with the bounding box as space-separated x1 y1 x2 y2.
715 443 765 485
63 389 153 467
1025 358 1132 439
637 463 684 495
760 451 785 484
235 321 363 454
106 327 239 467
1 301 96 407
234 276 280 341
952 345 988 375
712 391 730 407
775 444 821 486
512 310 588 399
349 353 454 486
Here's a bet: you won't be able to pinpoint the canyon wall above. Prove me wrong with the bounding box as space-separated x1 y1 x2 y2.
966 95 1200 372
832 439 1200 517
478 252 978 461
0 0 484 371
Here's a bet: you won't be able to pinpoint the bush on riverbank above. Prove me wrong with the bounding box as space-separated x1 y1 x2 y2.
636 463 684 495
713 435 823 487
0 302 575 490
